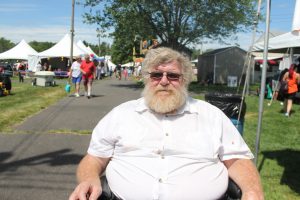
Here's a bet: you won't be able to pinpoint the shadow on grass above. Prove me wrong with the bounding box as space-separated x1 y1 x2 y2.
0 149 83 173
258 149 300 194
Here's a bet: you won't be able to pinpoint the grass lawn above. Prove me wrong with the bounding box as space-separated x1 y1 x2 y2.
0 76 67 132
189 82 300 200
0 79 299 199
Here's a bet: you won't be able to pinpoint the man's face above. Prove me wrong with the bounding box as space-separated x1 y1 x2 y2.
85 56 90 62
143 60 187 114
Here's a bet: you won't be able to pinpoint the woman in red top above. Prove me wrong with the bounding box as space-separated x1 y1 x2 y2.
80 54 96 99
283 64 300 116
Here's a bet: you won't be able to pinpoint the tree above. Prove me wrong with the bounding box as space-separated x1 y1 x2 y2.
0 38 15 53
29 41 55 52
80 0 257 53
82 40 111 57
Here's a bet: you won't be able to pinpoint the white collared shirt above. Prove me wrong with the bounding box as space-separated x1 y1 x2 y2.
88 97 253 200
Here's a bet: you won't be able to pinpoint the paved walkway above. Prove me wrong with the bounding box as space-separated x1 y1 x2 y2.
0 78 142 200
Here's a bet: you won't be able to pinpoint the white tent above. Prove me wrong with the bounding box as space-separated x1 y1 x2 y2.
107 60 116 71
76 40 96 56
0 39 38 60
253 0 300 53
253 31 300 53
87 46 99 57
122 62 134 67
38 34 88 58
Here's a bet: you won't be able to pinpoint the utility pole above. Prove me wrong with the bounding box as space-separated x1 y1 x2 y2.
96 28 101 56
70 0 75 67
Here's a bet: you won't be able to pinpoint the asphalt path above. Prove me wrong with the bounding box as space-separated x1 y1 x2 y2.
0 78 142 200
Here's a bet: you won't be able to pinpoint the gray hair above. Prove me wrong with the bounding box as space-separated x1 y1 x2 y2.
142 47 193 86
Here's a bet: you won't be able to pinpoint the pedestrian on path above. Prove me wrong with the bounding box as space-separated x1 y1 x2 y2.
69 56 82 97
80 54 96 99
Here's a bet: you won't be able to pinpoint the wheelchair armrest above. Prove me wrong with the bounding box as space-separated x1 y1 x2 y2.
224 178 242 200
98 176 121 200
98 176 242 200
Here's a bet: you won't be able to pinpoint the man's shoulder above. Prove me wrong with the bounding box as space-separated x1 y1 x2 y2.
187 97 223 113
113 98 143 112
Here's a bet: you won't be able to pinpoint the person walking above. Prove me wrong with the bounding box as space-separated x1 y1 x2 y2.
17 62 25 82
96 62 102 80
69 47 263 200
282 64 300 116
80 54 96 99
100 62 106 79
123 67 128 80
70 56 82 97
116 64 122 80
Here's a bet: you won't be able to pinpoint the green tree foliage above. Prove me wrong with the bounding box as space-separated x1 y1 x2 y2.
29 41 56 52
191 48 201 60
80 0 257 55
82 40 111 57
0 38 15 53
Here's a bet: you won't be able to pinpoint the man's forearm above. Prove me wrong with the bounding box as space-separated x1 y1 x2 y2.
224 159 264 199
76 154 109 183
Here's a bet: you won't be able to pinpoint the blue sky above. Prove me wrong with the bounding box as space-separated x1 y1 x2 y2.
0 0 297 50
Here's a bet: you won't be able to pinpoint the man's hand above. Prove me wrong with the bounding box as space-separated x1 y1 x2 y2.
69 155 110 200
69 179 101 200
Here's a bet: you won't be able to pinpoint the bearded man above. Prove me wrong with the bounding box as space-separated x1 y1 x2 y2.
69 47 263 200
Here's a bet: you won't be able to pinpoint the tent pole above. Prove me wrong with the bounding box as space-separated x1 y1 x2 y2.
237 0 261 94
254 0 271 166
246 0 262 95
290 47 294 63
70 0 75 67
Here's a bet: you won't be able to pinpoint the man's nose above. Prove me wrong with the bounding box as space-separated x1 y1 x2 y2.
159 73 169 85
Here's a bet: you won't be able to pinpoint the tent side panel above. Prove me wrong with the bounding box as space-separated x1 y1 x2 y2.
197 55 214 83
215 48 246 84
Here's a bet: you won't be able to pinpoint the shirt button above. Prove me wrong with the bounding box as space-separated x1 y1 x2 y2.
161 155 165 159
159 178 163 183
165 133 169 136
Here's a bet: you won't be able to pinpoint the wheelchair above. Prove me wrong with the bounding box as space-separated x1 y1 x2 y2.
98 176 242 200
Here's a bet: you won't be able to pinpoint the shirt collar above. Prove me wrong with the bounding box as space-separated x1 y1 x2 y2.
135 97 198 115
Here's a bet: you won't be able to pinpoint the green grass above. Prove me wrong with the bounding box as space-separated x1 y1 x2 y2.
0 77 67 132
244 95 300 200
190 82 300 200
1 78 299 199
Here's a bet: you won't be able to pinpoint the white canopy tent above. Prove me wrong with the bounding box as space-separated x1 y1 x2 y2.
76 40 99 57
28 34 89 72
107 60 116 71
253 0 300 54
253 31 300 53
38 34 88 58
0 39 38 60
87 46 99 57
122 62 134 68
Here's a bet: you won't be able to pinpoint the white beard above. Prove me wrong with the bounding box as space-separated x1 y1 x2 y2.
142 84 188 114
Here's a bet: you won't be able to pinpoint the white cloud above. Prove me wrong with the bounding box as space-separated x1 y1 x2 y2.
0 24 112 46
0 3 37 12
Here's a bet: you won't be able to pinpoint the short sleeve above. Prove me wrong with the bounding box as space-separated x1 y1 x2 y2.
218 113 254 161
87 109 118 158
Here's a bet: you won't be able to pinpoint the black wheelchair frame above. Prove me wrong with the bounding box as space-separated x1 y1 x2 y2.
98 176 242 200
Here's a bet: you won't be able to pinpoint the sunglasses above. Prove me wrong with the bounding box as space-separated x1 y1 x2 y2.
148 71 182 81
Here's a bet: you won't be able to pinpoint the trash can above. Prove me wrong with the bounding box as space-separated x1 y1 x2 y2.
205 93 246 136
33 71 55 87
